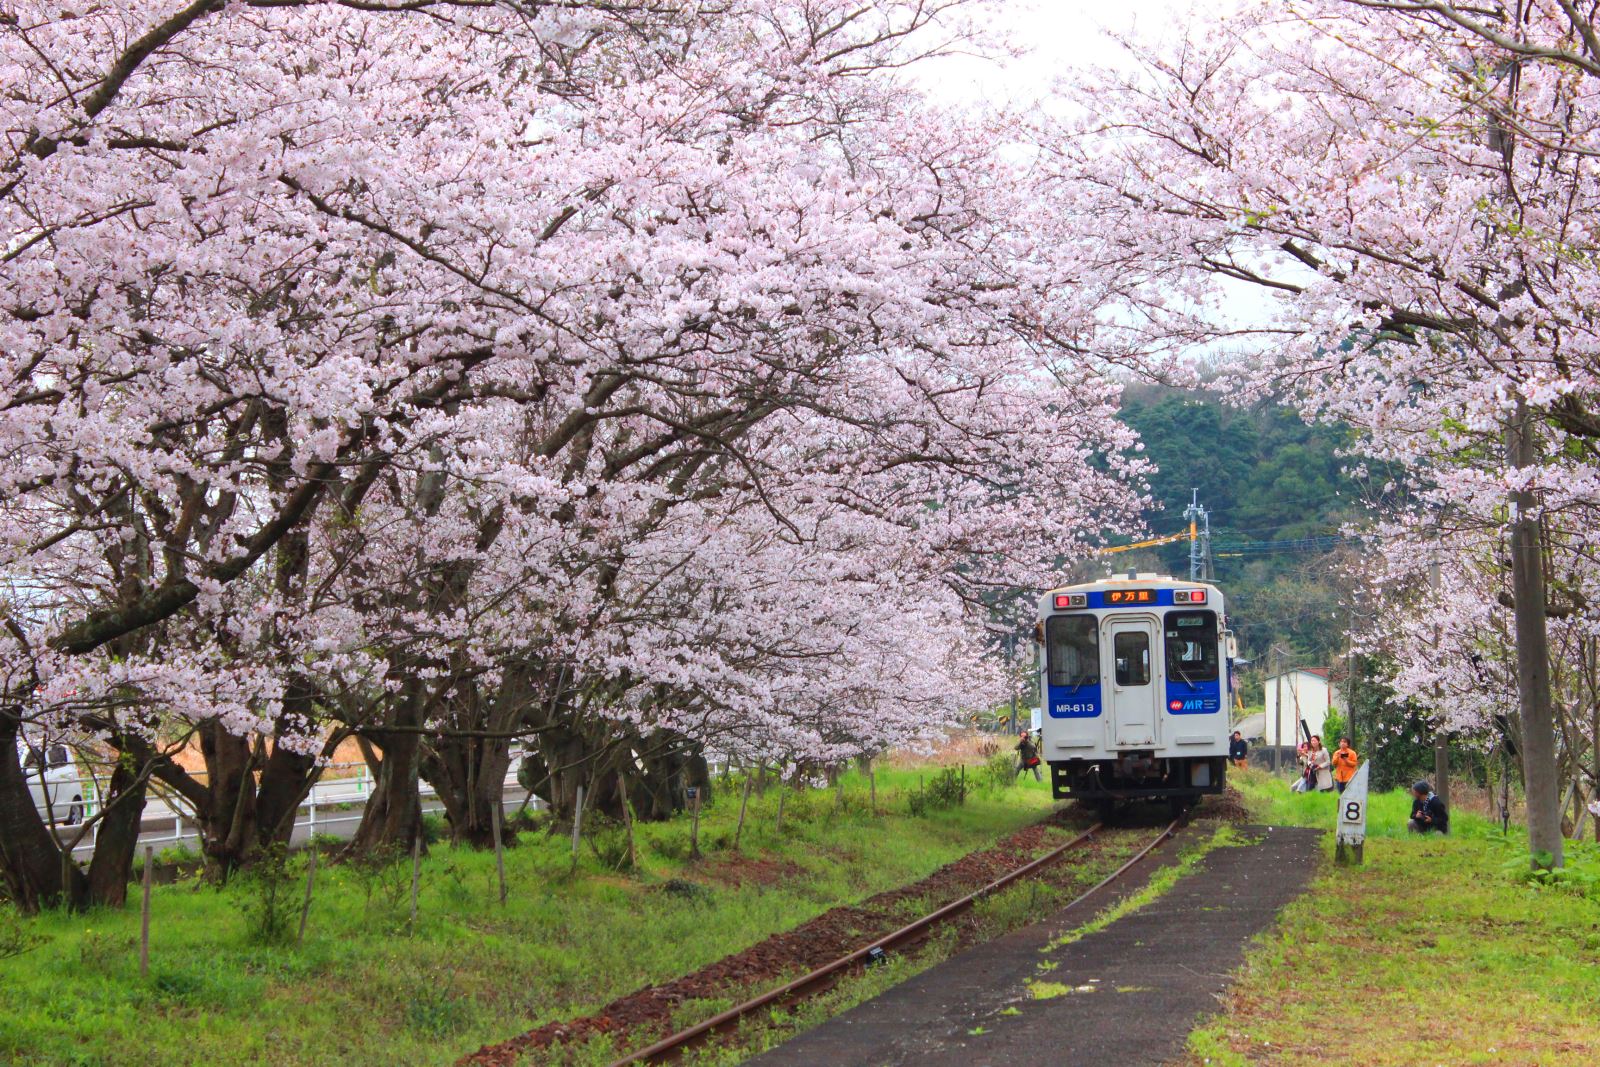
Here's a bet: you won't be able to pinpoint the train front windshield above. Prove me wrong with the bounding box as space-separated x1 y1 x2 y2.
1046 615 1099 687
1163 610 1219 682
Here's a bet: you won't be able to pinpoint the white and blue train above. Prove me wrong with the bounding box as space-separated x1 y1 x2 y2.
1037 573 1233 810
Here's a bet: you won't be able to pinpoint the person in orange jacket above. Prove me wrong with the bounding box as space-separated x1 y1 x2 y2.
1332 736 1359 794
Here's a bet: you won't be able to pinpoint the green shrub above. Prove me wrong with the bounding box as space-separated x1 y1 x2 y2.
420 813 448 846
1501 849 1600 900
404 977 470 1037
906 768 968 816
307 832 343 853
648 826 693 862
0 902 44 961
349 843 413 924
233 844 300 946
77 929 133 973
156 843 203 869
504 807 545 834
981 751 1018 794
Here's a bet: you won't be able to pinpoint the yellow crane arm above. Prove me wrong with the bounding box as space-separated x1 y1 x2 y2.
1093 531 1190 556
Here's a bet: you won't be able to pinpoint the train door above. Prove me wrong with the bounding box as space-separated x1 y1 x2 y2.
1106 616 1160 748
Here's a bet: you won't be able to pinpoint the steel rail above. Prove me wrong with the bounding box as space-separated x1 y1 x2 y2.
612 815 1182 1066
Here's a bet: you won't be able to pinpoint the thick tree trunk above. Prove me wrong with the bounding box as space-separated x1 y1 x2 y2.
425 735 514 848
0 712 84 912
83 757 148 908
1507 405 1564 869
254 739 319 848
199 723 258 877
349 730 424 855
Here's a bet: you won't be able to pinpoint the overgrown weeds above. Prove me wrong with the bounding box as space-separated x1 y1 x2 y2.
907 767 969 816
0 901 44 961
233 844 300 946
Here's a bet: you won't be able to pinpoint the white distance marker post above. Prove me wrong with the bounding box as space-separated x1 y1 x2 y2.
1336 761 1370 865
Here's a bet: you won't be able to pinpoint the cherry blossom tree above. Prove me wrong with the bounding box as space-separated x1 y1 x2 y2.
1 0 1147 904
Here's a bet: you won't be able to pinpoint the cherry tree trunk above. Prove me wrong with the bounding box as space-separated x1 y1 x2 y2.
349 731 424 856
0 713 84 912
425 736 515 849
83 757 148 908
1507 405 1564 869
253 739 319 848
198 724 259 878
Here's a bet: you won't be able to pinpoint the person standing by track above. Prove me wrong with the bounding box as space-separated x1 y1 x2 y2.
1229 730 1249 770
1015 729 1042 782
1306 735 1333 792
1331 737 1359 794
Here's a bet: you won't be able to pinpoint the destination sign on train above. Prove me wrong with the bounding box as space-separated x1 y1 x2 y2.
1105 589 1156 604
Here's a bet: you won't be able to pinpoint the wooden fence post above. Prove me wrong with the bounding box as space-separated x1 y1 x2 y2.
409 833 422 926
491 798 507 904
734 774 752 850
775 785 785 834
139 844 152 977
570 783 586 873
297 848 317 946
689 787 702 860
617 773 637 870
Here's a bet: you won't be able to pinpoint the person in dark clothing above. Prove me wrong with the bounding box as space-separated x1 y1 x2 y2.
1228 731 1249 769
1015 730 1042 781
1408 780 1449 834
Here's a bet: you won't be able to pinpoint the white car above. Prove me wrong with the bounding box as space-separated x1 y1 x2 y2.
18 735 91 825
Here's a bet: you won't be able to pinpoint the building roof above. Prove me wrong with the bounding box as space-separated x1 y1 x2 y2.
1266 667 1337 682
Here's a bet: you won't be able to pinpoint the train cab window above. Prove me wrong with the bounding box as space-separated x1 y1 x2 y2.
1113 631 1150 686
1164 610 1219 683
1045 616 1099 688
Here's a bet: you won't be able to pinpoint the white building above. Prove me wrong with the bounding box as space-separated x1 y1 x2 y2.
1237 668 1345 748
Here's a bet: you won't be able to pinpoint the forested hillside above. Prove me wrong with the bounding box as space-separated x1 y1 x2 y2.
1112 387 1368 676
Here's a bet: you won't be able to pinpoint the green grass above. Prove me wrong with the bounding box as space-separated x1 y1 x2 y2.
0 765 1057 1067
1182 768 1600 1066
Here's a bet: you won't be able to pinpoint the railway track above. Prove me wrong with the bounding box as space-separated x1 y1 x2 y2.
610 815 1185 1066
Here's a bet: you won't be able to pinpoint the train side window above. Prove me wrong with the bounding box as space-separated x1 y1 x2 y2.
47 745 70 768
1045 616 1099 688
1113 631 1150 686
1164 610 1219 682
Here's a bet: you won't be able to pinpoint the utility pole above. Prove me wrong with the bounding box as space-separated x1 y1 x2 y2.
1272 647 1285 773
1184 490 1210 582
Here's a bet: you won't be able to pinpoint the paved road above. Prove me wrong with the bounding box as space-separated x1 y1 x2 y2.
754 824 1321 1067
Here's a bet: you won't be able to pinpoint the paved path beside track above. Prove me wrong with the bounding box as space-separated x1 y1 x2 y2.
753 823 1320 1067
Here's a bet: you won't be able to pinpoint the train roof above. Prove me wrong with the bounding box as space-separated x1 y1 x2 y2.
1044 572 1223 595
1039 573 1225 612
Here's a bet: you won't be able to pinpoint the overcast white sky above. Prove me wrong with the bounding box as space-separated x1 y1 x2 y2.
919 0 1199 105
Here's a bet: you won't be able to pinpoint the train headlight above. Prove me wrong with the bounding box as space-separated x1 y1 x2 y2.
1053 593 1087 609
1175 589 1207 604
